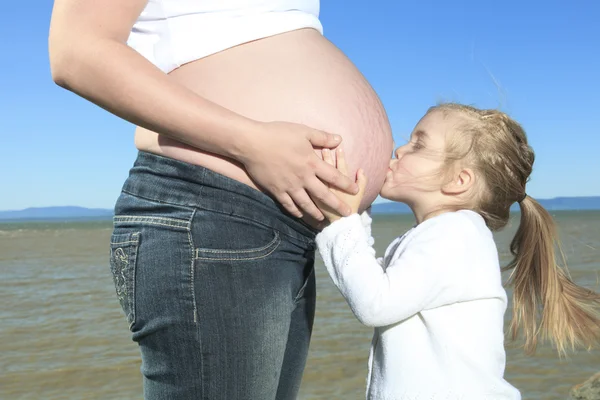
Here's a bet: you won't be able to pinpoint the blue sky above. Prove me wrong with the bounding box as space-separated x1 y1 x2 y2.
1 1 599 211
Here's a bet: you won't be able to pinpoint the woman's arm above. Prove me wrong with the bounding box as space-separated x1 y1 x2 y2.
48 0 357 220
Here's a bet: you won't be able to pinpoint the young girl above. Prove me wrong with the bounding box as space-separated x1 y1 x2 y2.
316 103 600 400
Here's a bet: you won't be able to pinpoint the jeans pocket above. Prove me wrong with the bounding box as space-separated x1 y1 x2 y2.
109 231 140 330
195 230 281 261
193 211 282 262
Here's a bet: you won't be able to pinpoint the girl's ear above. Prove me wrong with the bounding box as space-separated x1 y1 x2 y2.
442 167 475 195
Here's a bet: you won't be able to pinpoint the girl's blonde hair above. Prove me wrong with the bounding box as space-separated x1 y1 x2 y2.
429 103 600 356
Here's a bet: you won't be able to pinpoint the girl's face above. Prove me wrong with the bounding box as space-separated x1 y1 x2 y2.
380 111 455 204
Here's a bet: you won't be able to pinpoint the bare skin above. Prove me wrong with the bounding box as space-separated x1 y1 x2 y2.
49 0 393 227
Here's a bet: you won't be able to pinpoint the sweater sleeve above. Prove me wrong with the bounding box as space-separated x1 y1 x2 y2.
316 214 467 327
360 207 375 247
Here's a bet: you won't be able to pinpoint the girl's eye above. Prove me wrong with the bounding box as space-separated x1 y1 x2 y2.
412 141 424 150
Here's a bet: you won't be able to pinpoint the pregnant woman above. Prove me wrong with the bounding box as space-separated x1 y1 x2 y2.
49 1 393 399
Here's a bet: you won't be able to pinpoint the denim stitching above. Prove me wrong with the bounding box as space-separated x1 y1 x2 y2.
115 216 187 224
129 233 139 330
109 232 140 330
188 209 199 324
117 221 184 229
110 239 139 245
293 267 314 304
195 232 279 255
195 243 279 261
114 215 190 229
194 233 281 261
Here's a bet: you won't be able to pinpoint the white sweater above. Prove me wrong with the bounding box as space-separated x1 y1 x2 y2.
316 210 521 400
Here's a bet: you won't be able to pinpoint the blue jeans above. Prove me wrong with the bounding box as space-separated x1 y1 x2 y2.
109 151 317 400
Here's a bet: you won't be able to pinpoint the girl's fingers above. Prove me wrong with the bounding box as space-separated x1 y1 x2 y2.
336 147 349 175
357 168 368 193
322 148 335 166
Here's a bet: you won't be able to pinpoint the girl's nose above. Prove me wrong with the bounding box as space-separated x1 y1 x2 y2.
394 146 405 159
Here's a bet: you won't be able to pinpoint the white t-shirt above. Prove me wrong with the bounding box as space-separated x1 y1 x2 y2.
127 0 323 73
316 210 521 400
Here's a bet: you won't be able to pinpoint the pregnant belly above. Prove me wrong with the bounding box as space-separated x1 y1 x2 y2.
135 28 393 213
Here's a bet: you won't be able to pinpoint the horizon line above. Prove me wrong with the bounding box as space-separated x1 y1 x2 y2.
1 194 600 213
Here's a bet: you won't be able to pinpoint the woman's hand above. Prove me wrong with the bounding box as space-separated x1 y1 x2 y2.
317 147 367 223
241 121 360 221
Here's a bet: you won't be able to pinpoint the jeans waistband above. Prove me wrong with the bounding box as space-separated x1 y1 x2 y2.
121 151 318 244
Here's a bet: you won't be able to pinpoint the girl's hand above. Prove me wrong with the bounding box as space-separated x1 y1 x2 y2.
241 121 359 221
318 147 367 223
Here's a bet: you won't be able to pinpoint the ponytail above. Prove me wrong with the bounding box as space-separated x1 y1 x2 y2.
505 196 600 356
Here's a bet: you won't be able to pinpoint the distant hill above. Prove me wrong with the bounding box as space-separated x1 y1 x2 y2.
0 197 599 221
0 206 113 221
371 196 600 214
531 196 600 210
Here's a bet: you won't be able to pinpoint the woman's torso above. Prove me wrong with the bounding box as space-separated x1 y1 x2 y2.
131 2 394 212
